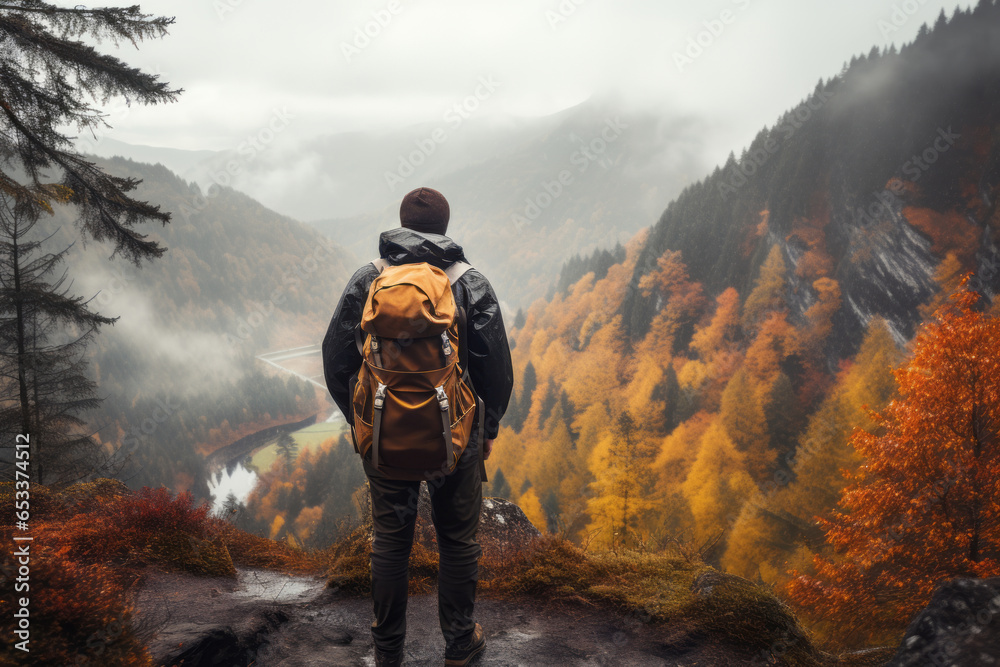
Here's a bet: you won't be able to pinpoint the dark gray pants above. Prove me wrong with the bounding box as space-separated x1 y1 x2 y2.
363 436 482 654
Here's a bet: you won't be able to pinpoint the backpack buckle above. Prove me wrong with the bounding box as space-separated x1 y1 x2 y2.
435 386 449 412
374 383 387 410
441 332 453 357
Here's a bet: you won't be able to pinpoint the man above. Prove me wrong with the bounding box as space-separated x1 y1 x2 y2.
322 186 514 666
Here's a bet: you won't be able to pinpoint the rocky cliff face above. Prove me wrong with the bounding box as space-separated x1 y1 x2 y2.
622 10 1000 357
799 177 942 354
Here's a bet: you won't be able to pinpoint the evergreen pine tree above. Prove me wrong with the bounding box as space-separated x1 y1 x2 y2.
488 467 511 499
0 2 180 263
0 194 117 483
275 432 298 474
508 363 535 433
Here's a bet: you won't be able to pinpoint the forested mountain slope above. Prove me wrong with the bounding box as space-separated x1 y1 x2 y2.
490 6 1000 642
621 3 1000 358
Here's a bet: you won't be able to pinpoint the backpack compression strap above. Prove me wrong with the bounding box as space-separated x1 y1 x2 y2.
354 259 389 355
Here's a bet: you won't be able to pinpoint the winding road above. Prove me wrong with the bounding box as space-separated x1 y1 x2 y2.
256 343 327 390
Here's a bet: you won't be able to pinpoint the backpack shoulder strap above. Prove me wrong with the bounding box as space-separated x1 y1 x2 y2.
356 259 389 354
457 306 469 377
455 304 487 482
444 260 472 285
354 323 364 355
450 260 474 374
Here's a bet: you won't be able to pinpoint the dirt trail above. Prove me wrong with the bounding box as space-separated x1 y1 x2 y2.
135 566 748 666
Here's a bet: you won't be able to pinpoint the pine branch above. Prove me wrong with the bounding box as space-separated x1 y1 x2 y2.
0 2 179 263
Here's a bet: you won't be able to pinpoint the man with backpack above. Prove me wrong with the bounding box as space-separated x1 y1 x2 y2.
322 186 514 666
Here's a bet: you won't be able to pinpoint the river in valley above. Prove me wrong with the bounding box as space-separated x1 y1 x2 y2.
206 409 344 513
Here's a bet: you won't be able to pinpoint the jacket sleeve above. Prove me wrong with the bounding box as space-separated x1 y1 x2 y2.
322 264 378 420
463 269 514 440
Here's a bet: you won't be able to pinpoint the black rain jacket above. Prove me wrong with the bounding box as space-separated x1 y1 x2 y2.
322 227 514 440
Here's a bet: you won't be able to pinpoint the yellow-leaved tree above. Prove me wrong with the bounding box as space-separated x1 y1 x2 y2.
585 410 658 550
721 317 901 583
681 418 756 548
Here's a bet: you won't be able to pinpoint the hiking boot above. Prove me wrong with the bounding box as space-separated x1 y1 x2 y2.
444 623 486 666
375 646 403 667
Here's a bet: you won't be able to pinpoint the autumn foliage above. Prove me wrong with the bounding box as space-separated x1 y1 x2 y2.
495 210 1000 652
785 277 1000 647
0 479 324 665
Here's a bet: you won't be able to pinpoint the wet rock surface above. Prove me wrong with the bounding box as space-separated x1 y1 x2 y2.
135 566 327 666
135 566 761 666
887 577 1000 667
133 496 850 666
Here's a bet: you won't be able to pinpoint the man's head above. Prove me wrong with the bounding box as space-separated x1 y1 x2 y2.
399 187 450 236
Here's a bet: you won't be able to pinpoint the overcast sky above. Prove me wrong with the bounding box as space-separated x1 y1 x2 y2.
87 0 972 167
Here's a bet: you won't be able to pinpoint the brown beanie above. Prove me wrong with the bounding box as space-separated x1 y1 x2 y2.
399 187 450 235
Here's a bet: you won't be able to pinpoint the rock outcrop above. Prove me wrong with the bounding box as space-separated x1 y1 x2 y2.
888 577 1000 666
413 486 541 558
345 483 540 556
137 566 760 666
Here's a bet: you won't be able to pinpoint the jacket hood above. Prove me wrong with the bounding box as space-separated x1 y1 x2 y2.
378 227 468 269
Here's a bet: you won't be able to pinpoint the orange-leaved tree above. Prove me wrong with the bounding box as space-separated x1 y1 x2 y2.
785 276 1000 647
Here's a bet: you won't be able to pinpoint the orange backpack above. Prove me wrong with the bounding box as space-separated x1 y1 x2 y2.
349 258 487 481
